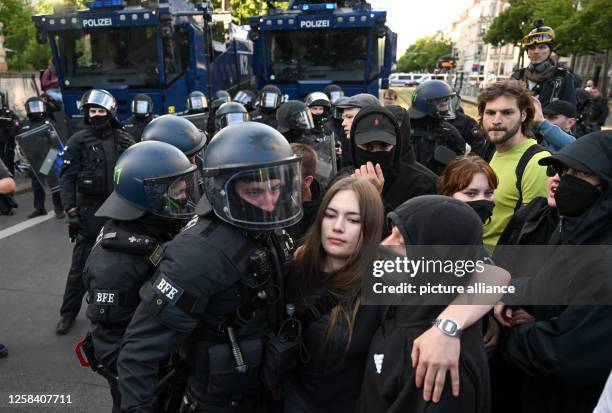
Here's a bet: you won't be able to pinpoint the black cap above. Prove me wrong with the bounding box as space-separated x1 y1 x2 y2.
335 93 381 109
543 100 577 118
353 112 397 145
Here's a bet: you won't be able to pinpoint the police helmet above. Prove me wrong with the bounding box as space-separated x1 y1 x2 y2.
131 93 153 116
323 84 344 103
80 89 120 125
259 85 282 110
233 90 256 108
141 114 206 156
215 102 249 131
522 20 556 50
186 91 208 112
409 80 456 120
276 100 315 133
198 122 303 230
25 97 46 117
95 141 202 221
214 90 231 103
332 96 350 120
305 92 331 110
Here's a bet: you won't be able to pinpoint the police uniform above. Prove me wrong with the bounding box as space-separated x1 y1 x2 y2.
0 107 20 175
122 114 157 142
410 117 465 175
117 122 303 413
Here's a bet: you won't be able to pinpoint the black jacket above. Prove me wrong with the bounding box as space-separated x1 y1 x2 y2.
410 116 465 175
0 108 20 174
122 114 157 142
502 131 612 413
286 179 322 246
251 108 278 129
448 109 487 158
512 65 577 106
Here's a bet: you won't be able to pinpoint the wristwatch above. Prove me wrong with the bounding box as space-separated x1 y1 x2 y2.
433 318 462 337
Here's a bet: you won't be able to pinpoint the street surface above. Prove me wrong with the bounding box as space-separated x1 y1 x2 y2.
0 190 111 412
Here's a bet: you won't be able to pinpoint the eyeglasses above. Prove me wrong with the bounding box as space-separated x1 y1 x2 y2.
546 165 559 177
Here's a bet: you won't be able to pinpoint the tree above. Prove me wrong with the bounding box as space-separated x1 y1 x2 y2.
483 0 535 48
396 35 453 73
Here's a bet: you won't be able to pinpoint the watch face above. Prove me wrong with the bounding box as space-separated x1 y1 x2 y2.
441 320 458 335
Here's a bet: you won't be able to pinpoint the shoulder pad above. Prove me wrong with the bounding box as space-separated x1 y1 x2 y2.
100 227 158 255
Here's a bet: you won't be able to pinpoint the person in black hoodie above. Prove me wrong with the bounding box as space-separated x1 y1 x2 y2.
495 131 612 413
339 106 437 231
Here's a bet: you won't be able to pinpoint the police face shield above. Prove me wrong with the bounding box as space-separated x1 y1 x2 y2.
204 162 303 229
219 112 250 129
27 100 45 115
293 110 315 130
82 90 116 113
132 99 151 115
189 96 207 111
522 31 554 47
143 168 203 219
234 91 254 105
329 90 344 103
429 96 456 120
260 92 280 109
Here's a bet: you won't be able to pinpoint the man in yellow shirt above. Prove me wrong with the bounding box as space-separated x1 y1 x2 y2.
478 80 550 247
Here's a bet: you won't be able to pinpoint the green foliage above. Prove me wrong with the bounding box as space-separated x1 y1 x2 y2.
483 0 535 47
397 35 453 73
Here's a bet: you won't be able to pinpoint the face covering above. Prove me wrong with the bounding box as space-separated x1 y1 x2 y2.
354 146 395 178
312 114 326 130
554 174 601 217
466 199 495 224
90 115 111 130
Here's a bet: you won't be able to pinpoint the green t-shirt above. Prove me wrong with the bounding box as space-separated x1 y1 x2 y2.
483 139 550 247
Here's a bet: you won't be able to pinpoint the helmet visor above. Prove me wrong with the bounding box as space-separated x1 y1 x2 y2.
429 96 456 120
189 96 207 110
83 90 116 112
143 169 203 219
221 112 250 129
523 31 554 47
234 91 253 105
204 161 303 229
293 110 315 130
133 100 151 115
329 90 344 103
261 92 280 109
27 101 45 114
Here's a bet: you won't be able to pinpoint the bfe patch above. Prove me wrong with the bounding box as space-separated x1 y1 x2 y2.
153 274 184 305
93 289 119 306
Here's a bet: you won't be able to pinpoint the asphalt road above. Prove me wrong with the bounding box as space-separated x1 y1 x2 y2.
0 190 112 412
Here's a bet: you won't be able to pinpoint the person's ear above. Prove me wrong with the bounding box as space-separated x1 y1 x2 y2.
303 175 314 189
521 110 527 122
567 117 577 129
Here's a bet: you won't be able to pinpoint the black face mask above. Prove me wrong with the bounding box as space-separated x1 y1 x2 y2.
554 174 601 217
354 146 396 178
90 115 111 130
466 199 495 224
312 113 326 129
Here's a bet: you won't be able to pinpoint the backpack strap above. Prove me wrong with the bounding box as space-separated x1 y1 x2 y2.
515 144 547 212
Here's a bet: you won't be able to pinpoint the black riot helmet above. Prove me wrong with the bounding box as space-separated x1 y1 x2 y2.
408 80 456 120
95 141 202 221
276 100 315 134
522 20 556 51
214 90 231 103
305 92 331 110
131 93 153 117
25 97 46 118
323 84 344 103
198 122 303 230
186 91 208 113
141 114 206 157
258 84 283 110
233 90 256 110
80 89 121 127
215 102 250 131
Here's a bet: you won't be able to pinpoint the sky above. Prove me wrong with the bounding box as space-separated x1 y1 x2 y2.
369 0 475 55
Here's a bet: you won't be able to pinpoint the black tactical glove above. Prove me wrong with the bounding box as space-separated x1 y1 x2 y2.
67 209 81 243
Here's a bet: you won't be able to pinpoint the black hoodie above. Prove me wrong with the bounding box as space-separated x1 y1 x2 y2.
357 195 491 413
502 131 612 413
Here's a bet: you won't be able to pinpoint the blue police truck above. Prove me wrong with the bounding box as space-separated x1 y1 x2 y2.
32 0 254 127
249 0 396 99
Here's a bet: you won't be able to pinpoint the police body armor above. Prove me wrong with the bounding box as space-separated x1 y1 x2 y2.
181 112 209 134
141 213 292 412
123 115 158 142
411 119 464 175
16 121 64 192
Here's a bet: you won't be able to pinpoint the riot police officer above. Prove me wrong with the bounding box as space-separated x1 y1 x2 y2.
182 91 209 133
323 84 344 103
304 92 332 133
56 89 134 335
17 97 64 218
448 93 488 158
141 114 206 165
327 95 350 168
512 20 576 106
214 90 232 103
214 102 250 133
233 90 257 112
0 91 20 174
117 122 302 413
123 94 157 142
251 84 283 128
408 80 465 174
83 140 201 413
